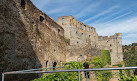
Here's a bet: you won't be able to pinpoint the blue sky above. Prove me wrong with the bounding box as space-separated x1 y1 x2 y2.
31 0 137 45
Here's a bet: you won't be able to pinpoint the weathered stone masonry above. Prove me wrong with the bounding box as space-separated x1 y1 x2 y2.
57 16 123 65
0 0 123 81
0 0 67 80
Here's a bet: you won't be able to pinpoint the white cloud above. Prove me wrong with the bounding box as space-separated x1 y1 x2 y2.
31 0 137 45
86 3 137 24
83 5 119 23
96 16 137 35
104 11 132 24
123 38 137 45
31 0 51 9
91 16 137 45
74 1 102 18
124 33 137 38
122 32 137 45
46 7 66 14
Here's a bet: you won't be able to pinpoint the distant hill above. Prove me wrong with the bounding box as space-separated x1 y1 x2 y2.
123 43 137 67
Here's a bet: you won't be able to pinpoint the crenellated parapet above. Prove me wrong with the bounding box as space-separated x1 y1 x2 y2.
57 16 96 34
109 33 122 39
98 33 122 41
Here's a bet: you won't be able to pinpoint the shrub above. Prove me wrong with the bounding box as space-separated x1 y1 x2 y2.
89 50 112 81
32 61 83 81
102 50 111 65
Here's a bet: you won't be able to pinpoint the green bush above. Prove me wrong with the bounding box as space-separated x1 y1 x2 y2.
32 61 83 81
113 64 122 67
102 50 111 65
95 70 112 81
119 75 137 81
89 50 112 81
89 50 111 68
89 56 105 68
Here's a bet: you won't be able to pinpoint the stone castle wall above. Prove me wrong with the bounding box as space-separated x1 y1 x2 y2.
57 16 102 62
0 0 123 80
0 0 68 80
57 16 123 65
97 33 123 65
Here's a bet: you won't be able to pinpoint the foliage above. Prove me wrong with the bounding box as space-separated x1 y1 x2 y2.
101 50 111 65
113 64 122 67
116 66 137 81
64 61 83 69
89 50 112 81
113 63 137 81
123 44 137 67
135 50 137 54
96 71 112 81
134 69 137 75
89 56 105 68
89 50 111 68
32 61 83 81
123 44 137 80
119 73 137 81
124 54 137 67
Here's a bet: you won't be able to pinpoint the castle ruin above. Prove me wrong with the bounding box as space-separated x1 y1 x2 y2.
57 16 123 65
0 0 123 80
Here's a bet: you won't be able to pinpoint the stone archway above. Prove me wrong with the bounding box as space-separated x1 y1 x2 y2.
45 60 48 68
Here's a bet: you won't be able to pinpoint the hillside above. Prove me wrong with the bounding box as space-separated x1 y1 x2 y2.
123 43 137 67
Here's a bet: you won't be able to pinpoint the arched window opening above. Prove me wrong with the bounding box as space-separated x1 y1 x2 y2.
81 33 83 35
46 60 48 68
53 62 57 70
77 41 79 44
21 0 26 9
40 16 44 22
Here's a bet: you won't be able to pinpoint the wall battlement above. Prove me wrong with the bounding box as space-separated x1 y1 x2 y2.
98 33 122 40
57 16 96 34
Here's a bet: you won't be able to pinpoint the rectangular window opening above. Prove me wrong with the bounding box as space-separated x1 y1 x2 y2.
84 25 86 30
62 18 65 25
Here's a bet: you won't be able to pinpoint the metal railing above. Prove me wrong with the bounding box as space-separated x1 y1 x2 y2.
2 66 64 81
2 66 137 81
